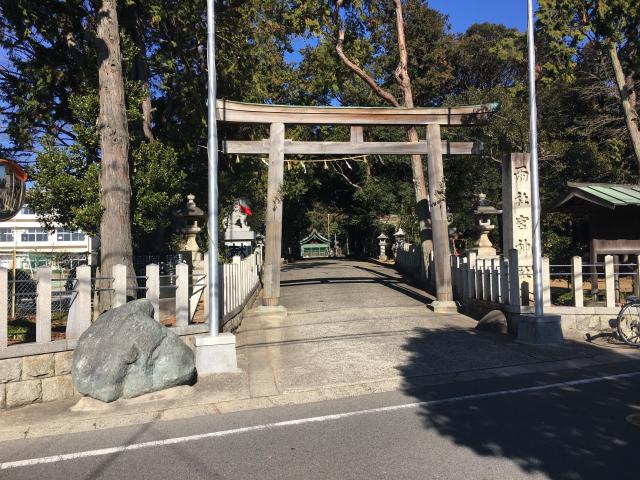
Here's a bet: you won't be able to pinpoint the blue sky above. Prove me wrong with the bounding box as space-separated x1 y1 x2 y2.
288 1 539 63
429 0 539 33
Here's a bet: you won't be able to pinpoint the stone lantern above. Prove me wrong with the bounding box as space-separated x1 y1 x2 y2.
174 194 204 264
378 233 389 261
470 193 502 258
393 228 406 246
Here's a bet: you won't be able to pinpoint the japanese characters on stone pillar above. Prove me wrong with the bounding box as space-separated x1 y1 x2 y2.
502 153 533 304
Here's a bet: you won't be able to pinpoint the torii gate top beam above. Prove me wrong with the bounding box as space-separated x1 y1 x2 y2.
216 100 499 126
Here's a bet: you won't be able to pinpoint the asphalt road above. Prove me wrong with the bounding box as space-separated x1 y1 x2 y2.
2 360 640 480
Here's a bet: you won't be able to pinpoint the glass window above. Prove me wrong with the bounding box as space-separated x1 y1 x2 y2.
21 228 49 242
19 206 35 215
56 229 86 242
0 228 13 242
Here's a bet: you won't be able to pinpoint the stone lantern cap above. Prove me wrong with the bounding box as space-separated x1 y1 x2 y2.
175 194 204 218
394 228 406 238
474 193 502 216
377 233 388 240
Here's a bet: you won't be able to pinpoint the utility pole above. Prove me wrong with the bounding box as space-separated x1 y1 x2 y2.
517 0 563 344
194 0 238 374
206 0 219 338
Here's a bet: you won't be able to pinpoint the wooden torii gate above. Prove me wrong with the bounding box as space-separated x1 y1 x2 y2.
216 100 498 311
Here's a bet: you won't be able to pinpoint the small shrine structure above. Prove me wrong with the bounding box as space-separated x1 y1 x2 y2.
554 182 640 263
299 229 331 258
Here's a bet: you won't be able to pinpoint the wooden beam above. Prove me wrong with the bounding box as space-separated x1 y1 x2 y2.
222 140 483 156
350 126 364 143
217 100 499 126
263 123 285 307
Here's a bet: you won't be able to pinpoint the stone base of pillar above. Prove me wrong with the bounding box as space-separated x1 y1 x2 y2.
516 314 564 345
378 255 388 262
254 305 288 319
428 301 458 313
194 333 238 375
263 297 280 307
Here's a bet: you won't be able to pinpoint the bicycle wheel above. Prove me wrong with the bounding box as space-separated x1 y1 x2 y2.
617 303 640 346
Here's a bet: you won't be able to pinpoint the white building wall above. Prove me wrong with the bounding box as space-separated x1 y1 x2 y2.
0 206 97 269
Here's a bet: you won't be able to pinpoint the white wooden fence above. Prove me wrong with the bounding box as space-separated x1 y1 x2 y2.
395 240 639 310
0 250 262 356
449 250 639 309
395 242 435 289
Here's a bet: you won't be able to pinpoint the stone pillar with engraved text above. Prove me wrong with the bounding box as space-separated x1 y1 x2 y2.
502 153 533 305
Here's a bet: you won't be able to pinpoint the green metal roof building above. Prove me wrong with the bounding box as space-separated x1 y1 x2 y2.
299 230 331 258
555 182 640 263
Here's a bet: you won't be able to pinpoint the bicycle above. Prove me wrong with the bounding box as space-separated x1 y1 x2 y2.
617 295 640 346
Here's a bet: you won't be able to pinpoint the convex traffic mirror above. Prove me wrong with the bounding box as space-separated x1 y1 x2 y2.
0 159 28 221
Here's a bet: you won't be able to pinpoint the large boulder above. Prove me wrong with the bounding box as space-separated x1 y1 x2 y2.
72 299 196 402
475 310 509 335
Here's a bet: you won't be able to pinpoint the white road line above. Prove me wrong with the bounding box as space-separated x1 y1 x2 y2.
2 370 639 470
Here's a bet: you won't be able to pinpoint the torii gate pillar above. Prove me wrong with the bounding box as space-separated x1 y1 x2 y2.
262 122 285 307
426 124 456 313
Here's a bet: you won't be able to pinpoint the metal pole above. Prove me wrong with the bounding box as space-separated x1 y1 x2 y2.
206 0 219 336
527 0 544 317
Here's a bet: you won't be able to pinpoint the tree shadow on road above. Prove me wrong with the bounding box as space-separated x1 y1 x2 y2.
398 327 640 480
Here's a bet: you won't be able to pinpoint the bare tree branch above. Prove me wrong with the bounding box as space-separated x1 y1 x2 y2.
334 0 400 107
332 162 362 189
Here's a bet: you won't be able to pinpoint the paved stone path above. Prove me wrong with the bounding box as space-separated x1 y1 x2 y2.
236 259 611 399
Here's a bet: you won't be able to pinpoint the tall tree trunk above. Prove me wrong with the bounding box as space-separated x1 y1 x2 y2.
334 0 433 277
607 42 640 174
94 0 136 311
123 0 155 142
393 0 434 274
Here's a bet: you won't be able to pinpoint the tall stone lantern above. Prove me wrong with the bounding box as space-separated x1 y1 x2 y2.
174 194 205 264
378 233 389 261
470 193 502 258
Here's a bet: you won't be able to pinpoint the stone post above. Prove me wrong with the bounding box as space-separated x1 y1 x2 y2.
145 264 160 322
0 267 7 348
571 256 584 308
175 263 189 327
491 258 500 303
500 257 509 304
461 258 469 300
605 255 615 308
36 266 52 343
467 252 477 300
451 256 458 299
483 260 491 302
112 264 127 308
542 257 551 307
476 258 483 300
66 265 92 339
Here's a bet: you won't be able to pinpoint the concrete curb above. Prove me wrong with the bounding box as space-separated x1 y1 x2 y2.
2 348 638 442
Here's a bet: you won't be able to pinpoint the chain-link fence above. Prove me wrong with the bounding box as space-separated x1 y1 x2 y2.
5 252 88 344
